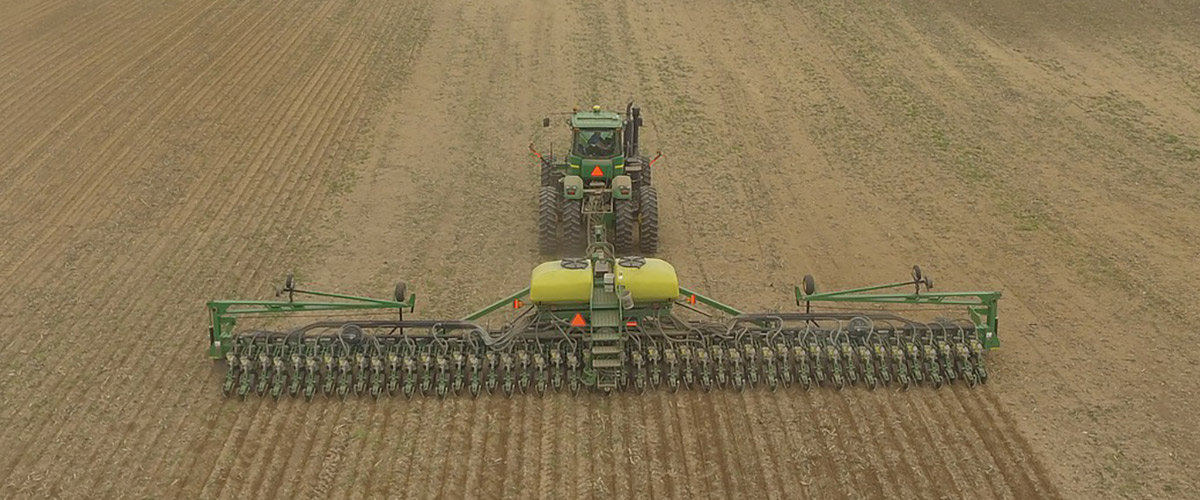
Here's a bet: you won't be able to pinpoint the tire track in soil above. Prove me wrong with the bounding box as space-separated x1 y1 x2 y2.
614 400 633 498
46 3 364 489
1 1 422 494
736 392 787 499
907 392 985 496
0 0 222 209
0 0 278 472
746 390 801 499
809 394 865 497
862 392 939 498
534 396 558 498
308 421 351 499
246 5 407 497
495 396 523 499
0 1 130 138
572 396 590 498
843 393 911 499
385 403 425 498
792 2 1084 491
0 0 71 38
136 3 365 489
361 405 406 497
180 7 400 489
744 0 1065 494
419 400 461 498
826 394 892 499
624 2 897 494
710 393 765 495
761 389 820 498
772 390 832 496
926 390 1010 496
663 394 708 499
955 389 1059 497
0 0 224 325
627 396 652 498
790 0 1082 411
636 395 666 499
519 397 541 499
454 398 491 499
0 0 264 342
270 408 331 500
944 389 1035 498
893 391 982 496
0 0 148 145
31 0 403 494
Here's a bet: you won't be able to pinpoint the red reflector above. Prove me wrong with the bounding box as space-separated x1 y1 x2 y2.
625 320 638 327
513 299 523 309
590 165 604 177
688 294 697 305
570 313 587 327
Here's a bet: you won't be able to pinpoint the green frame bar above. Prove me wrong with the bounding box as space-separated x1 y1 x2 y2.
461 287 531 321
206 289 415 359
796 282 1001 348
678 286 743 316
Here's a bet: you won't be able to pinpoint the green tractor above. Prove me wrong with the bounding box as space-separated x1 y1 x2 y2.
532 103 662 256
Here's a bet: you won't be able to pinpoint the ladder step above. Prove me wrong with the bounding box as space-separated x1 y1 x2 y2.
592 290 619 308
592 358 623 368
591 345 622 355
591 310 620 327
590 331 621 342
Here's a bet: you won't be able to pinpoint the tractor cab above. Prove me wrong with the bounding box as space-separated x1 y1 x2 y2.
535 102 658 256
568 106 625 181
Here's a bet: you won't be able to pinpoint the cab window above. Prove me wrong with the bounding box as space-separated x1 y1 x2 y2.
572 128 622 158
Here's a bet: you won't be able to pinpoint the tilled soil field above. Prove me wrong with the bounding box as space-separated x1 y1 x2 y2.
2 0 1198 498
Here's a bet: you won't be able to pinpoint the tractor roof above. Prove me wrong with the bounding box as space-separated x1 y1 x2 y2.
570 107 622 129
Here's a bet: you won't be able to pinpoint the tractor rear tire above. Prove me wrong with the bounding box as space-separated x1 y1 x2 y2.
538 186 559 255
639 186 659 254
613 197 637 255
561 197 586 255
540 162 559 187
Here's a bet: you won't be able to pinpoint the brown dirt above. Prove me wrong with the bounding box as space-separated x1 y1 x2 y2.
1 0 1198 498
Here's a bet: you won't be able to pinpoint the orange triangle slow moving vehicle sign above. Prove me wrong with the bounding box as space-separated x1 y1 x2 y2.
570 313 587 327
590 165 604 177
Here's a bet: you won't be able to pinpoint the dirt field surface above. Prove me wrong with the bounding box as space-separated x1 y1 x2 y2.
3 0 1199 498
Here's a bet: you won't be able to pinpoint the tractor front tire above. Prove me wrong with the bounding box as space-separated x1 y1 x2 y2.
639 186 659 254
561 197 586 255
538 186 559 255
614 198 637 255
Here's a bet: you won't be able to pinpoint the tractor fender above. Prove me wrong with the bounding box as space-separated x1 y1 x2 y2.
562 175 584 200
611 175 633 200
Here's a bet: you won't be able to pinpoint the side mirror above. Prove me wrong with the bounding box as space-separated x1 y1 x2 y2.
542 117 550 127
